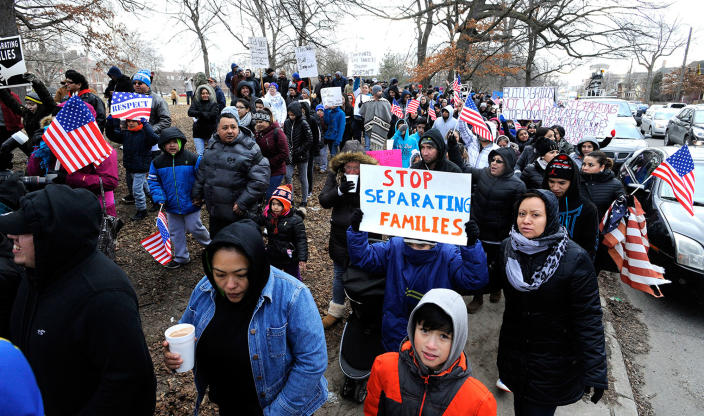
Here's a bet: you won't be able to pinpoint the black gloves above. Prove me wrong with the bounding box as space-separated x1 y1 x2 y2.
339 180 355 194
350 208 363 232
585 386 604 404
22 72 37 83
447 132 457 149
465 220 480 246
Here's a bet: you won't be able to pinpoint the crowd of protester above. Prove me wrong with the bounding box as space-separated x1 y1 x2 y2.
0 64 620 416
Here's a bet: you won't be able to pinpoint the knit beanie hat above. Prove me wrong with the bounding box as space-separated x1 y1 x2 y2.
252 111 271 122
301 88 310 96
270 184 292 212
25 92 42 105
132 69 151 87
372 85 382 94
315 104 324 112
269 82 278 90
534 137 558 157
545 154 574 180
220 106 238 118
419 136 437 148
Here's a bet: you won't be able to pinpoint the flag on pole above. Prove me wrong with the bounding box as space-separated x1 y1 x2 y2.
405 98 420 116
391 98 403 118
141 211 172 265
110 92 153 120
459 94 493 141
451 75 462 104
600 196 670 297
651 145 696 216
42 96 113 173
428 106 437 121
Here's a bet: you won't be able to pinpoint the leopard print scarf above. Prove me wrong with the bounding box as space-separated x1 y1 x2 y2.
505 226 568 292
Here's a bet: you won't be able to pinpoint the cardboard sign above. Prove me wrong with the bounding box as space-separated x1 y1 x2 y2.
321 87 343 107
541 100 619 145
249 37 269 69
359 165 472 245
0 35 30 89
367 149 402 167
295 45 318 78
348 52 378 77
502 87 557 120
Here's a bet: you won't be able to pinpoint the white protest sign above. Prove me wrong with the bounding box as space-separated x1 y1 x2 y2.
0 35 30 89
249 37 269 69
359 165 472 245
541 100 619 145
295 45 318 78
502 86 556 120
347 51 378 77
321 87 343 107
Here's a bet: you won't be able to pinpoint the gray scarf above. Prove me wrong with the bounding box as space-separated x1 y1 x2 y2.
505 226 568 292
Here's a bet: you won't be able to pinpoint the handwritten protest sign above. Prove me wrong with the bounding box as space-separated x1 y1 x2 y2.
359 165 472 245
541 100 619 144
249 37 268 69
295 45 318 78
367 149 402 167
347 52 378 77
502 87 556 120
321 87 343 107
0 35 30 89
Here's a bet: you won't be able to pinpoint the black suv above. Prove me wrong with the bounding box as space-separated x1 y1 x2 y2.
664 105 704 146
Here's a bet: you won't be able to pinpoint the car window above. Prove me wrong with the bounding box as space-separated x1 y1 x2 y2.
625 150 663 185
677 108 689 119
654 112 675 120
670 103 686 108
694 110 704 124
660 162 704 204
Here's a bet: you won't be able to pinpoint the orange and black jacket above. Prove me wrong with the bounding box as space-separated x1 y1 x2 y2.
364 341 497 416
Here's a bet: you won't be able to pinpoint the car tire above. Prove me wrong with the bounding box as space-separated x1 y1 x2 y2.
664 130 671 146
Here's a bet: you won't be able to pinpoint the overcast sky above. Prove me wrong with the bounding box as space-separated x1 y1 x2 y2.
121 0 704 86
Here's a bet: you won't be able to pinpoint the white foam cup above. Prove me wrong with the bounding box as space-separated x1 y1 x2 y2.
345 174 359 193
165 323 195 373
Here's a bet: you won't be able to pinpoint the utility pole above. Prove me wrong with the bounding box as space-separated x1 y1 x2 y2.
677 27 692 101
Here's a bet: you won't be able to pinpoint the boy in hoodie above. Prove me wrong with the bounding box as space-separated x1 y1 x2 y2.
257 184 307 279
391 119 420 168
364 289 497 415
432 105 458 139
106 115 159 220
148 127 211 268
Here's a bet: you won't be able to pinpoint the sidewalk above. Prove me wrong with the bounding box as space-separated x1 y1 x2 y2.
318 295 638 415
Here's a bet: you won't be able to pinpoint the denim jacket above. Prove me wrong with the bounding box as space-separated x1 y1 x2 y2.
180 268 328 415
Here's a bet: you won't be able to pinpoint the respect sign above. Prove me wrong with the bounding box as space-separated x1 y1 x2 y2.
502 87 556 120
295 45 318 78
249 37 268 69
541 100 619 144
359 165 472 245
0 35 30 89
347 52 378 77
321 87 343 107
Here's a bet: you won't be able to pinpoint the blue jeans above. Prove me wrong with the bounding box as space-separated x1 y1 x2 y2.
167 211 211 263
193 137 206 156
332 261 346 305
317 145 328 171
131 172 149 211
186 91 193 105
266 174 284 201
363 132 370 151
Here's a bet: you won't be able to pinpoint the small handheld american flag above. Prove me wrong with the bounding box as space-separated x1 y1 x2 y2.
651 145 696 216
451 75 462 104
405 98 420 116
110 92 153 120
391 98 403 118
459 95 493 142
42 96 113 174
428 106 437 121
141 211 172 265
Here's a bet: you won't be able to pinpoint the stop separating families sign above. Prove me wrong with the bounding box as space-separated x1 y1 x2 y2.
359 164 472 245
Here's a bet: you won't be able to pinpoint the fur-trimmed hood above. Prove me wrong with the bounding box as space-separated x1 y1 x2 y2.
329 148 378 174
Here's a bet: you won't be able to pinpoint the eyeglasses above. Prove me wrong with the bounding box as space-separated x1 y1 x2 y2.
491 158 504 164
63 80 74 85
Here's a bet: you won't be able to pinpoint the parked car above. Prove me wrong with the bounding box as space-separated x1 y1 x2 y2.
664 102 687 109
601 122 648 169
664 105 704 146
640 107 680 137
618 146 704 291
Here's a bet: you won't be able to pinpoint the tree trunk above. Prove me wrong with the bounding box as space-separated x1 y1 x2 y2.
0 0 17 37
197 29 210 77
644 66 654 104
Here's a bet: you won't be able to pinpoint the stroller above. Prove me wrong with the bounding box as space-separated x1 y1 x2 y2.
338 264 386 403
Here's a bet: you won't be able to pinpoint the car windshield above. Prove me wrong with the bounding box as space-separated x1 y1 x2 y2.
659 162 704 204
654 111 677 120
693 110 704 124
613 123 643 139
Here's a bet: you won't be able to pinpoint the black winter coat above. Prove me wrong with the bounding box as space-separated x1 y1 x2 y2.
319 171 360 264
497 238 607 406
0 234 22 338
258 208 308 267
192 130 270 222
0 78 55 142
515 144 537 173
520 160 546 189
579 170 625 221
105 118 159 173
468 148 527 242
187 98 219 140
283 102 313 163
10 185 156 415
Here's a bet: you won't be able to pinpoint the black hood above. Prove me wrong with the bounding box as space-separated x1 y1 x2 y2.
20 185 101 281
514 188 561 237
288 101 303 119
202 219 269 306
542 154 582 207
157 127 188 153
419 128 446 163
488 147 518 178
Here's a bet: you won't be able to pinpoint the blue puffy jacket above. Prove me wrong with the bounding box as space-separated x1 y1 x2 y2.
323 107 345 146
148 127 201 215
347 229 489 351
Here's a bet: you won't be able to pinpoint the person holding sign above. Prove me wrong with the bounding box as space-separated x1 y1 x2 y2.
346 207 488 352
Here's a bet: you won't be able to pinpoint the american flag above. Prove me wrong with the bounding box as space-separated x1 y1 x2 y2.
451 75 461 105
391 98 403 118
428 106 437 121
141 211 173 265
42 96 113 173
651 145 696 216
600 196 670 297
110 92 153 120
405 98 420 116
459 94 493 141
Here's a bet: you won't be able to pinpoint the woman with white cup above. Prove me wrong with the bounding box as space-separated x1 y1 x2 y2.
162 220 327 415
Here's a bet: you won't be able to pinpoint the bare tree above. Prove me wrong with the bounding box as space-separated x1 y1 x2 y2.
317 48 348 76
379 52 411 84
168 0 222 77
